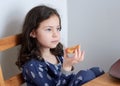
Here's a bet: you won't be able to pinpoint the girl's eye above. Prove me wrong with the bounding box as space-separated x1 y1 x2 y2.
57 28 61 31
46 28 51 31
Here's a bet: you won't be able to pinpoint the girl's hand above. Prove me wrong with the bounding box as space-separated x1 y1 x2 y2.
63 47 85 71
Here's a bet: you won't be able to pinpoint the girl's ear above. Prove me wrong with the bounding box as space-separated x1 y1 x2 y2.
30 30 36 38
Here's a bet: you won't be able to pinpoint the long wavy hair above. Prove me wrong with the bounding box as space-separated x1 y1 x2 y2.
16 5 63 69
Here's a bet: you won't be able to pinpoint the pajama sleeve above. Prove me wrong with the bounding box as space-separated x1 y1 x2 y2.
22 60 54 86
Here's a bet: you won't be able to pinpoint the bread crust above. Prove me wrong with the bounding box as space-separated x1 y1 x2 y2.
66 45 80 53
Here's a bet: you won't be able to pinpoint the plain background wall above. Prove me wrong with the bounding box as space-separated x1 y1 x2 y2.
68 0 120 72
0 0 68 81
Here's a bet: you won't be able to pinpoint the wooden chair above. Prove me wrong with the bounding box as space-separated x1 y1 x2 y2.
0 34 25 86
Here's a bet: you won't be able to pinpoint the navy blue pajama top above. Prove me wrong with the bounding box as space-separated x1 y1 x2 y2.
22 56 104 86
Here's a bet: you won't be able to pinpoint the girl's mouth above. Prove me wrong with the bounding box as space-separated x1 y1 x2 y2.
51 40 59 43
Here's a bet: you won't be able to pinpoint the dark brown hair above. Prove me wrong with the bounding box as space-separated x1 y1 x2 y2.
16 5 63 69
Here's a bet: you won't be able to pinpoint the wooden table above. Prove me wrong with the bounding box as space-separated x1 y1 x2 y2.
82 73 120 86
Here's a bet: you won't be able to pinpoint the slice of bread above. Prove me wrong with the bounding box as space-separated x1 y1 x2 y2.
66 45 80 54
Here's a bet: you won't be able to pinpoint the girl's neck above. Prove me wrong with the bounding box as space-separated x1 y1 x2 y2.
40 48 58 64
40 48 50 57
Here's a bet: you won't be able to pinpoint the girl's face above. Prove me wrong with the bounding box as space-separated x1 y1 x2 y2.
30 15 61 49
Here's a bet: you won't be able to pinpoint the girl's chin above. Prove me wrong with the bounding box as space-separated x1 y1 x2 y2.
51 45 57 48
50 44 58 48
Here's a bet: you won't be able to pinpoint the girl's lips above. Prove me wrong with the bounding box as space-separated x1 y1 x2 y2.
52 40 58 42
51 40 59 43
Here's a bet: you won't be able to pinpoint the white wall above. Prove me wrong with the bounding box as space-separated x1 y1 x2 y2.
0 0 67 80
68 0 120 72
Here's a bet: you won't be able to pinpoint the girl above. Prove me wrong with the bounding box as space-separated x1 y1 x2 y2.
16 5 104 86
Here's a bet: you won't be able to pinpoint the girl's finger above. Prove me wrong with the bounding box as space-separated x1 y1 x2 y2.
77 47 81 58
80 51 85 61
73 49 78 59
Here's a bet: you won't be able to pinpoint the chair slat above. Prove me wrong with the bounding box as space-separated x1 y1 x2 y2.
0 34 21 51
5 73 25 86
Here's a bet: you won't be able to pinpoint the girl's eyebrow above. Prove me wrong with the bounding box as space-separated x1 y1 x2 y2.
43 25 60 28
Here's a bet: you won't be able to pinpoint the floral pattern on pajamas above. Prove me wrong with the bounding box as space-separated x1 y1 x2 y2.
22 56 104 86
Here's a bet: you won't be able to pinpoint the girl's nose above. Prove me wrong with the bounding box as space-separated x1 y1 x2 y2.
52 32 57 37
52 30 58 37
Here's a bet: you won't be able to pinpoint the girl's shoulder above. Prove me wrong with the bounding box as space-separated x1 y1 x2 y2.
22 59 46 69
22 56 63 69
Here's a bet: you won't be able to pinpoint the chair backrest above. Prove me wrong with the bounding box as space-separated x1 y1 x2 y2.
0 34 25 86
